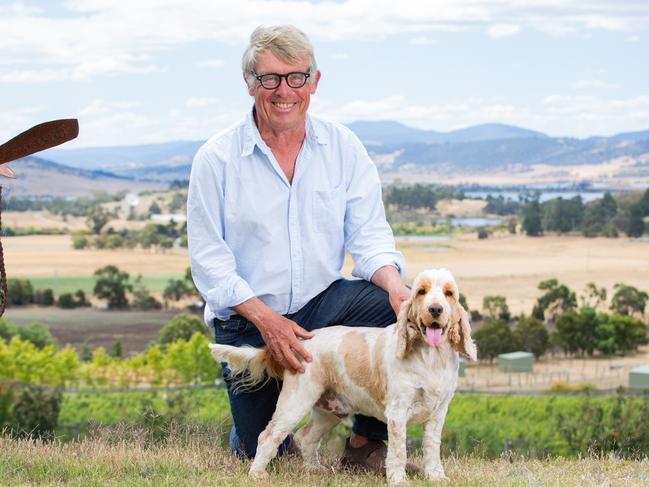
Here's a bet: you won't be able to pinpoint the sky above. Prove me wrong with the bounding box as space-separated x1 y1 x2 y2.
0 0 648 148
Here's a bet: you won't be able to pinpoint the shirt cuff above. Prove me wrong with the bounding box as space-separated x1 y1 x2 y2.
205 275 255 319
351 251 406 282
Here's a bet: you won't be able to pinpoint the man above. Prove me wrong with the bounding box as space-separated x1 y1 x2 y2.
187 25 410 471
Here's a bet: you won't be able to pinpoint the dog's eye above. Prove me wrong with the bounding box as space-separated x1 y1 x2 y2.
444 290 454 297
417 288 426 295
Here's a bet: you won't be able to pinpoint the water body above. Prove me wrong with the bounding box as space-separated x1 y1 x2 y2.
395 235 450 242
464 190 606 203
437 217 503 227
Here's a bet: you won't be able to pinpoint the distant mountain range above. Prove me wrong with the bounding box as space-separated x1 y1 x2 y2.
3 156 165 199
9 120 649 196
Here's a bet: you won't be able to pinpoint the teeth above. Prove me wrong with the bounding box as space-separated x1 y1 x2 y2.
274 102 293 109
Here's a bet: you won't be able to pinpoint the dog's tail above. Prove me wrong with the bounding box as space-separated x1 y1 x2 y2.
209 343 284 390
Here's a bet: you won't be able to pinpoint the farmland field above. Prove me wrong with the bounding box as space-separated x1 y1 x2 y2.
3 308 180 353
4 233 649 315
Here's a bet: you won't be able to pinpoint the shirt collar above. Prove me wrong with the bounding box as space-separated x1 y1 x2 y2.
241 106 328 157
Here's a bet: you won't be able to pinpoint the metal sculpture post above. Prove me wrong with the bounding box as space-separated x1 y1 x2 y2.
0 119 79 316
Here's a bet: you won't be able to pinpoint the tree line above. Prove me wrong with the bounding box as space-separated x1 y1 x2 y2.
6 266 198 311
520 189 649 238
469 279 648 362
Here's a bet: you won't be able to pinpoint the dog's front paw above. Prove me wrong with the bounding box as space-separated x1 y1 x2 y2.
424 468 449 482
387 470 408 486
249 467 269 479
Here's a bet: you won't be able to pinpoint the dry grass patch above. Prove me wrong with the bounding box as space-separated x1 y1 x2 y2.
2 436 649 486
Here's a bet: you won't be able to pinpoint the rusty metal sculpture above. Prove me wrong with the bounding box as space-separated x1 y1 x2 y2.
0 119 79 316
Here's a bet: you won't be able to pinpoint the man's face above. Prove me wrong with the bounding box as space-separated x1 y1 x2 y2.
248 49 320 134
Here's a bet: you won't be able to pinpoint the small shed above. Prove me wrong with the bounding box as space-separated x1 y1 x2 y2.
629 365 649 390
498 351 534 373
458 357 466 377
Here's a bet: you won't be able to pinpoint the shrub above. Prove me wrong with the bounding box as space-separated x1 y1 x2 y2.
472 320 516 363
7 278 34 305
57 293 77 309
14 323 57 349
10 383 62 439
159 312 208 346
556 389 649 458
33 288 55 306
513 316 549 358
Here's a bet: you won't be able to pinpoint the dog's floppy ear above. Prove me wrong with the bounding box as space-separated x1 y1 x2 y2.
448 301 477 361
396 298 419 359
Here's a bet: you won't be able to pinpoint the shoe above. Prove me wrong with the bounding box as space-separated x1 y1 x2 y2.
340 437 420 475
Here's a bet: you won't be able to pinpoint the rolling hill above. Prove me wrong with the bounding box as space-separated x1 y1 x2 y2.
31 121 649 190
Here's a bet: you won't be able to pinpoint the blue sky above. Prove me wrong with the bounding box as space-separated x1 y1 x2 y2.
0 0 647 148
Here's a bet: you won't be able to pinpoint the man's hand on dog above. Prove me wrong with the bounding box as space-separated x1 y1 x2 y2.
257 314 314 374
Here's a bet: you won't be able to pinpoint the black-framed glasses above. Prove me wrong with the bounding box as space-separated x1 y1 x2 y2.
254 71 310 89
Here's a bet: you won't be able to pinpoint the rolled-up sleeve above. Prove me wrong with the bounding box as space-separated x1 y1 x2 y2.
187 146 254 320
343 134 405 281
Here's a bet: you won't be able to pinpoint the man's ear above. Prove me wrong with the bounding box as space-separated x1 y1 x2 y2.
448 301 477 361
309 70 321 94
396 299 419 359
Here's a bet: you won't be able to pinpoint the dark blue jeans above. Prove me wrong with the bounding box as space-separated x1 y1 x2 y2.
214 278 396 459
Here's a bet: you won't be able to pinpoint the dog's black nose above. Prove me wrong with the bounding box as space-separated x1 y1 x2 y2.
429 304 443 317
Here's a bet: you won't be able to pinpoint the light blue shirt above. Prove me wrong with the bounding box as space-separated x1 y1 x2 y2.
187 109 405 326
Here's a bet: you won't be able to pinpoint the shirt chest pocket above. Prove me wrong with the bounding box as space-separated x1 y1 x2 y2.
312 189 344 234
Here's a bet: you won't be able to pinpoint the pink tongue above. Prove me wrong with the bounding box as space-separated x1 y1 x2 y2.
425 327 443 347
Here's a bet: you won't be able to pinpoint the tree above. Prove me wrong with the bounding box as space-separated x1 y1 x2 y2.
148 200 162 216
33 288 55 306
158 312 208 346
7 279 34 305
482 295 511 322
610 283 648 318
472 320 516 363
580 282 607 309
163 278 194 303
594 313 646 355
581 192 618 237
93 265 132 309
541 196 583 233
552 307 598 356
532 279 577 322
626 203 645 237
57 293 76 309
131 274 162 310
512 316 549 358
522 198 542 236
86 206 111 235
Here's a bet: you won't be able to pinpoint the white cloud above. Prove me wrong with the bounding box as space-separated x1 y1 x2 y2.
312 92 649 138
185 97 219 107
0 106 45 142
487 24 521 38
197 59 225 69
1 1 647 82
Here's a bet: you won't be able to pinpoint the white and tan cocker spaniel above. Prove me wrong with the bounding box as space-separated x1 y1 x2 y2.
209 268 477 485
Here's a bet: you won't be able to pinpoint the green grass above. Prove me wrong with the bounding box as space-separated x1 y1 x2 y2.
2 436 648 486
57 389 649 459
26 272 184 294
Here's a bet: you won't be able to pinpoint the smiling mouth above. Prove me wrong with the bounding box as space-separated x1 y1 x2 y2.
272 102 295 110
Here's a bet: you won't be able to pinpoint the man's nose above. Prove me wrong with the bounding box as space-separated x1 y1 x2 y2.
274 78 292 95
429 304 443 317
